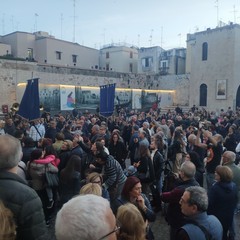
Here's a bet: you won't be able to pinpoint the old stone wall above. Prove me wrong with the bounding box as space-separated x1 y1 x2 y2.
0 59 190 110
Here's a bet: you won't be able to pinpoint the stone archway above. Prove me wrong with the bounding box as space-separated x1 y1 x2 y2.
236 86 240 109
199 84 207 106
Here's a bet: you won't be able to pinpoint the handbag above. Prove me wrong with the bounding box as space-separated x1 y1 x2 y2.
44 165 59 187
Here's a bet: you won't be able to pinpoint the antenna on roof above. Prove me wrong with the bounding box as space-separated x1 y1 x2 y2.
60 13 63 39
103 28 106 45
160 26 163 50
34 13 38 32
72 0 76 42
11 15 14 32
215 0 219 26
231 5 238 23
2 13 5 35
149 29 153 47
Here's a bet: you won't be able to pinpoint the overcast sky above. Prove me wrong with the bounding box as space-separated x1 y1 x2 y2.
1 0 239 49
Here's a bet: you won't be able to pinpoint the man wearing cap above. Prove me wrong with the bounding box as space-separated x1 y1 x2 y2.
0 135 47 239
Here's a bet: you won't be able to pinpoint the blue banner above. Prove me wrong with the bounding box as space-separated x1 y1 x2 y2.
18 78 40 120
100 84 116 117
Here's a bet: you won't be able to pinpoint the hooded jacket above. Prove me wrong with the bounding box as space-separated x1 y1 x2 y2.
208 181 238 238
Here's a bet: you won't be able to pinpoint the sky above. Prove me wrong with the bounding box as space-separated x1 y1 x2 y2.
1 0 240 50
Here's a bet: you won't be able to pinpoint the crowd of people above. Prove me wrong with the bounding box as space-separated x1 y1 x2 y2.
0 105 240 240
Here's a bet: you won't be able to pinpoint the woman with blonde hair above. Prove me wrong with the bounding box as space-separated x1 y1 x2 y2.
79 183 102 196
0 201 16 240
58 140 73 172
85 172 110 200
116 203 146 240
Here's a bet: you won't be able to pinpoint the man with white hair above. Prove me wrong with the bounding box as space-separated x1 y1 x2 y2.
139 121 151 139
0 135 47 239
222 151 240 198
55 194 118 240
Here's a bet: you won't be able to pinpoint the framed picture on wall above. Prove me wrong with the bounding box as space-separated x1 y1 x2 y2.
216 79 227 100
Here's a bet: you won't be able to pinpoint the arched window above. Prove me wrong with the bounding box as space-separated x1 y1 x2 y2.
202 42 208 61
200 84 207 106
236 86 240 109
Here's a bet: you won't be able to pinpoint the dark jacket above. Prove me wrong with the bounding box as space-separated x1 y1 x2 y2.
44 127 57 143
136 155 155 183
153 150 164 180
177 212 223 240
206 142 223 174
128 131 139 162
59 171 81 207
62 128 74 141
161 178 199 228
58 149 72 172
0 171 47 240
208 181 238 239
224 133 237 152
22 146 36 164
108 140 128 166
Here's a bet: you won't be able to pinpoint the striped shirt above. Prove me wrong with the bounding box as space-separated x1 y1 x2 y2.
103 155 126 190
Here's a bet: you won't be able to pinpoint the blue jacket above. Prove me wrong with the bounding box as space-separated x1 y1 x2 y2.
177 212 223 240
208 181 238 239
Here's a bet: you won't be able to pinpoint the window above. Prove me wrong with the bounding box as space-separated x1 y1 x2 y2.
202 42 208 61
141 57 153 68
130 51 133 58
106 63 109 71
27 48 33 60
129 63 133 72
106 52 109 58
160 60 168 68
72 54 77 63
56 51 62 60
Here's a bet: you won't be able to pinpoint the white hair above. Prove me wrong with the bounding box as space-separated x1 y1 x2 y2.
55 194 112 240
0 135 22 169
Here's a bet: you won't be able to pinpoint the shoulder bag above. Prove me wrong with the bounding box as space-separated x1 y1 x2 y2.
44 164 59 188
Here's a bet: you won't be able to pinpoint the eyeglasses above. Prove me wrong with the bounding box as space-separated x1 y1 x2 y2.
98 221 121 240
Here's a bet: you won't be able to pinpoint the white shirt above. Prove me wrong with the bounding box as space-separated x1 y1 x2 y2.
29 124 45 141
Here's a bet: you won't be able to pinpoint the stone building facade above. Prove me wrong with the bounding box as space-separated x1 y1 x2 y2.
99 44 138 73
187 23 240 111
1 23 240 113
